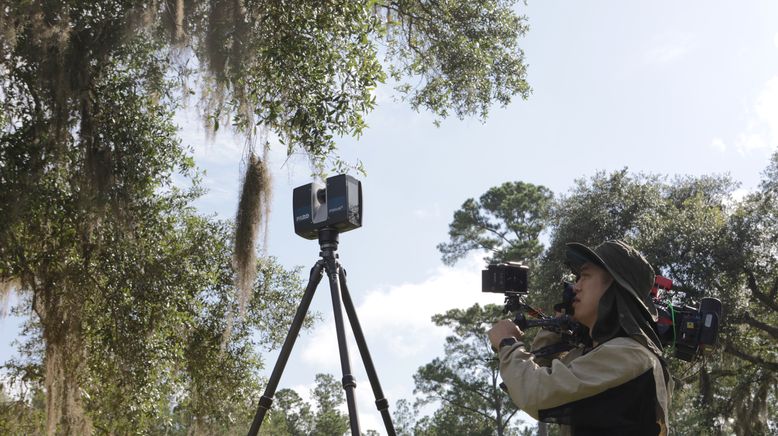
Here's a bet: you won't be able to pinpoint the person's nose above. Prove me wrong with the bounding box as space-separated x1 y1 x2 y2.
573 279 582 294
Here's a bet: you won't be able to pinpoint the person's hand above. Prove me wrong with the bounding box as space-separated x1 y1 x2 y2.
487 319 524 350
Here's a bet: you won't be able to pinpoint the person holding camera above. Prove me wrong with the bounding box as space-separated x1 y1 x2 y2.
487 240 673 435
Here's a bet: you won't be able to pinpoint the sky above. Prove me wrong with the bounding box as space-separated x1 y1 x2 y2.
2 1 778 433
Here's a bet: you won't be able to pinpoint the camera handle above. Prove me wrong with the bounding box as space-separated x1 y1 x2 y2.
511 310 583 358
513 312 576 333
247 227 396 436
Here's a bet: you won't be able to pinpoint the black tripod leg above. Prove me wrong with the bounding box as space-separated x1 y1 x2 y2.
339 268 397 436
325 258 362 435
247 260 325 436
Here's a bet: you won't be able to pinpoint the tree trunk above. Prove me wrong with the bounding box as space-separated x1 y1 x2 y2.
699 364 717 430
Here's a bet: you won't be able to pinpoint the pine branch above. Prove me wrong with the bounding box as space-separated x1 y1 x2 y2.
437 393 492 421
470 209 511 246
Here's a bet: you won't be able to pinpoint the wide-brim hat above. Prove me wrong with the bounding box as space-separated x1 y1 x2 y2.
565 240 658 321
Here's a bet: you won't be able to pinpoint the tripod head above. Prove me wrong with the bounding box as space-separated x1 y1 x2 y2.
317 226 340 254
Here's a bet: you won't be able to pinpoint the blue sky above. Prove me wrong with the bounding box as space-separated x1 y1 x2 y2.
2 1 778 433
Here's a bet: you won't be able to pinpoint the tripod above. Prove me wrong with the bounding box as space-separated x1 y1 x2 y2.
247 227 396 436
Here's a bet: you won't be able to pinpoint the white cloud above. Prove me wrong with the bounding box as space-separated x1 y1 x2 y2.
710 137 727 152
372 81 395 106
714 74 778 157
174 105 295 169
644 32 697 65
735 132 769 155
731 188 751 203
412 203 442 220
355 394 386 434
754 76 778 144
732 75 778 155
300 253 495 368
722 187 754 211
287 382 316 406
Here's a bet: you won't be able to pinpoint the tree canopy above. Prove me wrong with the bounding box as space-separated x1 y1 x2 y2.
438 182 553 266
0 0 531 169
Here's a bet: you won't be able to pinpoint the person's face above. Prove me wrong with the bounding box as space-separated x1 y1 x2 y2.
571 262 614 330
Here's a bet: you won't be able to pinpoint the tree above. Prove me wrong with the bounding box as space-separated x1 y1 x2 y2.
1 4 534 429
0 381 46 435
310 373 350 436
434 181 558 436
392 398 418 436
710 152 778 435
1 208 308 435
414 402 497 436
413 304 523 436
438 182 553 266
259 388 314 436
1 0 534 302
259 373 353 436
0 39 308 434
533 168 775 434
539 170 732 300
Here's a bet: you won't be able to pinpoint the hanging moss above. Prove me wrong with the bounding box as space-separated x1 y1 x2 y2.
36 285 92 436
43 338 63 436
233 152 270 314
260 142 273 256
0 278 20 318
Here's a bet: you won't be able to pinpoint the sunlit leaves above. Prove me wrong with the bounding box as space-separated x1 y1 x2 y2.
381 0 531 122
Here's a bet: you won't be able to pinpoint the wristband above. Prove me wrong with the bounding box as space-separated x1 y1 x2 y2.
499 337 518 350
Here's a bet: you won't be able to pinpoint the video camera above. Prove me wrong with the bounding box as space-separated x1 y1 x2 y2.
483 264 722 362
483 263 583 357
482 262 529 295
651 275 722 361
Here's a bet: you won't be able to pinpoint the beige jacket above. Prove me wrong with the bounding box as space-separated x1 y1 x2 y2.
499 331 671 435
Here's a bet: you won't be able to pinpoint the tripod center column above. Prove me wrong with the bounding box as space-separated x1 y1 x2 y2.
318 227 340 256
318 226 362 435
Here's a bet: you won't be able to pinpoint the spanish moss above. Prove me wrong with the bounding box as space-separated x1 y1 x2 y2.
0 278 19 318
234 151 270 315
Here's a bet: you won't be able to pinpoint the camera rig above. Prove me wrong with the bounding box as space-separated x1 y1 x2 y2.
483 263 723 362
483 263 583 358
651 276 722 361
